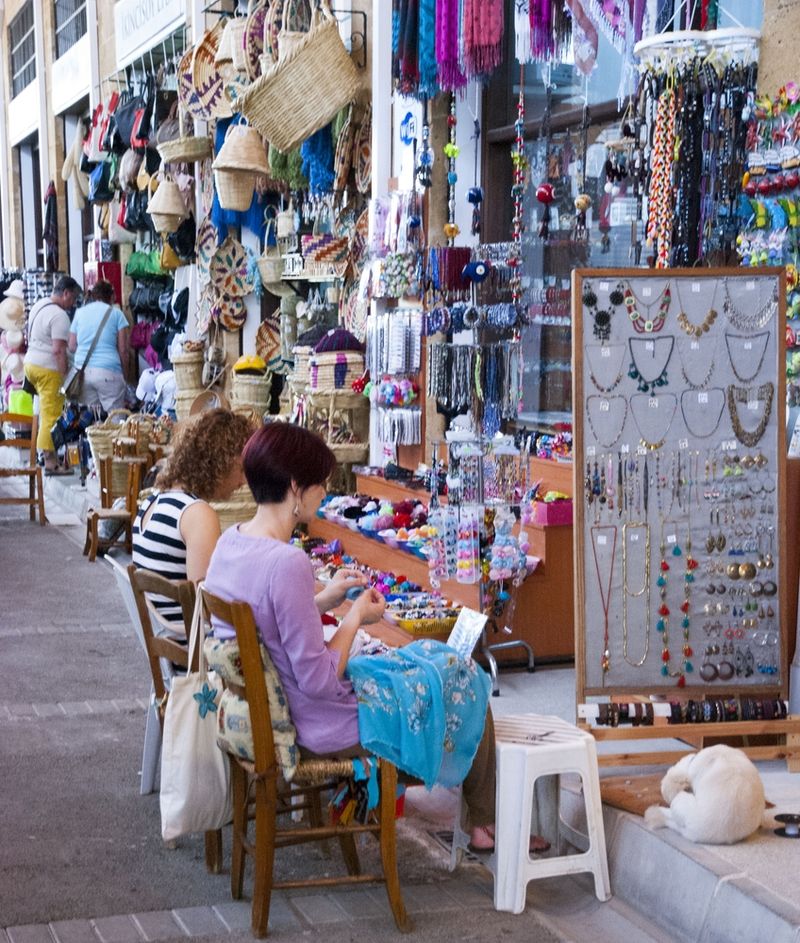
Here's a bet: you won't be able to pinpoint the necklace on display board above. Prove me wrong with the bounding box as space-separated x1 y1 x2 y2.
628 335 675 393
590 524 618 680
723 280 778 331
679 388 726 439
724 331 770 384
623 280 671 333
582 279 625 342
586 342 626 393
677 336 717 390
630 392 678 451
675 281 719 338
585 394 628 448
726 383 775 448
622 521 651 668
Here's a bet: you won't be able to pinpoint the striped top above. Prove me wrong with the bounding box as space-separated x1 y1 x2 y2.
132 490 201 625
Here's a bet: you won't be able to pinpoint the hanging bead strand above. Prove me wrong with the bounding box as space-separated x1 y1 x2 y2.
443 93 460 243
508 63 527 306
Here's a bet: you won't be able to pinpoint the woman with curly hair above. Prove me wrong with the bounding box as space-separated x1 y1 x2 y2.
132 408 253 626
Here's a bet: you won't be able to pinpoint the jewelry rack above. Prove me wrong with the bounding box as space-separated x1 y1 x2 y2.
572 267 800 769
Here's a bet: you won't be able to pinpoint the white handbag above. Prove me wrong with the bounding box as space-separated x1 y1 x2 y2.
159 584 232 841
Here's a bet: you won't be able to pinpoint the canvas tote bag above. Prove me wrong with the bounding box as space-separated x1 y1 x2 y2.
159 584 231 840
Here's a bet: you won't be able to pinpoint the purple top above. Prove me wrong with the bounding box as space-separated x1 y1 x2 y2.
204 526 359 754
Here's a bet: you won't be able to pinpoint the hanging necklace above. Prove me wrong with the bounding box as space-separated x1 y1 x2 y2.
582 280 625 342
585 395 628 448
726 383 774 447
679 388 725 439
723 280 778 330
622 522 651 667
677 337 717 389
623 280 671 333
656 524 696 688
724 331 770 383
675 282 719 338
587 343 626 393
628 335 675 393
630 392 677 451
590 524 618 680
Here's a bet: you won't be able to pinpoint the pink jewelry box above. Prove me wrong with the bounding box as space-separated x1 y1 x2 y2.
532 499 573 527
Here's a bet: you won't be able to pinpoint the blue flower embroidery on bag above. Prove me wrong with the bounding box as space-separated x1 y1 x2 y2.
193 682 219 719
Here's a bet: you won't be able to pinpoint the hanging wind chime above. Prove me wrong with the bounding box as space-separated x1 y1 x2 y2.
509 64 528 305
443 93 460 243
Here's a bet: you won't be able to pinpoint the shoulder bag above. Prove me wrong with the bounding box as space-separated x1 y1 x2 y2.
160 584 231 840
60 305 113 400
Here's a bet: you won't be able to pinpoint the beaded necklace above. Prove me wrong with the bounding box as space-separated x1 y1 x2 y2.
585 395 628 448
679 388 725 439
628 335 674 393
645 86 676 269
656 524 696 688
723 281 777 331
586 343 626 393
623 281 671 333
677 337 717 389
583 280 624 342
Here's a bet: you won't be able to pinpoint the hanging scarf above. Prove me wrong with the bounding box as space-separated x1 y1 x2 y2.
514 0 532 63
463 0 504 80
418 0 439 97
436 0 466 91
531 0 552 61
396 0 420 94
300 124 335 196
565 0 599 74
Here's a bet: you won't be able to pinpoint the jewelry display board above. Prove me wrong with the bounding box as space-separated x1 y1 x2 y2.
572 268 789 701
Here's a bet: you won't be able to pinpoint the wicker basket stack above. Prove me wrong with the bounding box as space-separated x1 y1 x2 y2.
308 350 364 393
211 484 257 531
230 372 270 415
86 409 131 470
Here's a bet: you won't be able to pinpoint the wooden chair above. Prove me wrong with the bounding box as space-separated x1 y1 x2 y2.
127 565 223 874
83 457 146 561
0 412 45 524
200 587 412 938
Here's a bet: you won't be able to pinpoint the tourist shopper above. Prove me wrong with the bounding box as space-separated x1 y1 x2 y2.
22 275 81 474
68 280 130 411
132 408 252 628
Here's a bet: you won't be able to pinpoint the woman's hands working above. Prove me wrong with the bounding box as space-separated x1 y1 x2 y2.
326 587 386 677
315 567 368 613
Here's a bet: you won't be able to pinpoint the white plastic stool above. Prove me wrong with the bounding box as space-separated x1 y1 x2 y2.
450 713 611 914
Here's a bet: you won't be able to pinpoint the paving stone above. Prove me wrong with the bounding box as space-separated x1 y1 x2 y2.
59 701 93 716
211 903 252 933
171 908 225 937
7 703 37 717
85 700 117 715
129 912 186 942
49 920 98 943
32 703 66 718
91 916 142 943
263 894 302 932
7 926 55 943
113 699 144 713
289 893 350 924
401 882 460 913
331 888 389 919
700 876 800 943
435 878 492 908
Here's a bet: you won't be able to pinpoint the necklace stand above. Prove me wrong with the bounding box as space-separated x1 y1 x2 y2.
573 267 799 772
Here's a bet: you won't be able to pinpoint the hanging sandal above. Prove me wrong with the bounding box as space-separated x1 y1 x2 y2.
467 824 551 855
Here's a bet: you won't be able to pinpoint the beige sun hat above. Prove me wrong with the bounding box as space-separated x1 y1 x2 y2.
0 296 25 332
4 279 25 301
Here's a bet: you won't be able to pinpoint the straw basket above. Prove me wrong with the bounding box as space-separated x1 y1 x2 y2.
157 110 212 165
171 348 205 391
308 350 364 393
231 372 270 413
211 484 257 531
216 15 248 70
147 176 187 234
112 415 154 458
329 441 368 463
257 218 283 283
192 20 234 120
212 124 269 212
86 409 131 469
175 389 204 420
238 1 360 154
291 345 312 387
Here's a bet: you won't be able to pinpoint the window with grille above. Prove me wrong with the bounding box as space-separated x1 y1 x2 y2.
54 0 87 59
9 1 35 98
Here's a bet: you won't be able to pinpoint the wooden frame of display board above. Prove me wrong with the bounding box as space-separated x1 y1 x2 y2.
571 267 800 769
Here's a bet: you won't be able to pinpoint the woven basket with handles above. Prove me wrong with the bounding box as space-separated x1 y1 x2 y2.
238 0 360 154
171 349 205 391
157 109 213 165
86 409 131 469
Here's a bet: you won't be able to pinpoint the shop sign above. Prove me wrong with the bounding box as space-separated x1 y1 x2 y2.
114 0 185 68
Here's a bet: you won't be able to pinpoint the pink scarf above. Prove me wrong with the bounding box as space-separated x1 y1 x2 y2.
463 0 504 79
435 0 466 91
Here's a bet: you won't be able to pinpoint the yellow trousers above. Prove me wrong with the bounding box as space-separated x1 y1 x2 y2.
23 363 64 452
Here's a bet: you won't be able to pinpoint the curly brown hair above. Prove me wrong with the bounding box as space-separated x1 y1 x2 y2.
155 409 254 499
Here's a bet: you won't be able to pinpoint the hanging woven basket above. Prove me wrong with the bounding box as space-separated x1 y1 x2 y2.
157 109 213 165
212 123 268 212
148 176 188 233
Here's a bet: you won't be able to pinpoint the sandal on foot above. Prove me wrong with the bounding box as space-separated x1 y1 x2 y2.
467 825 550 855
